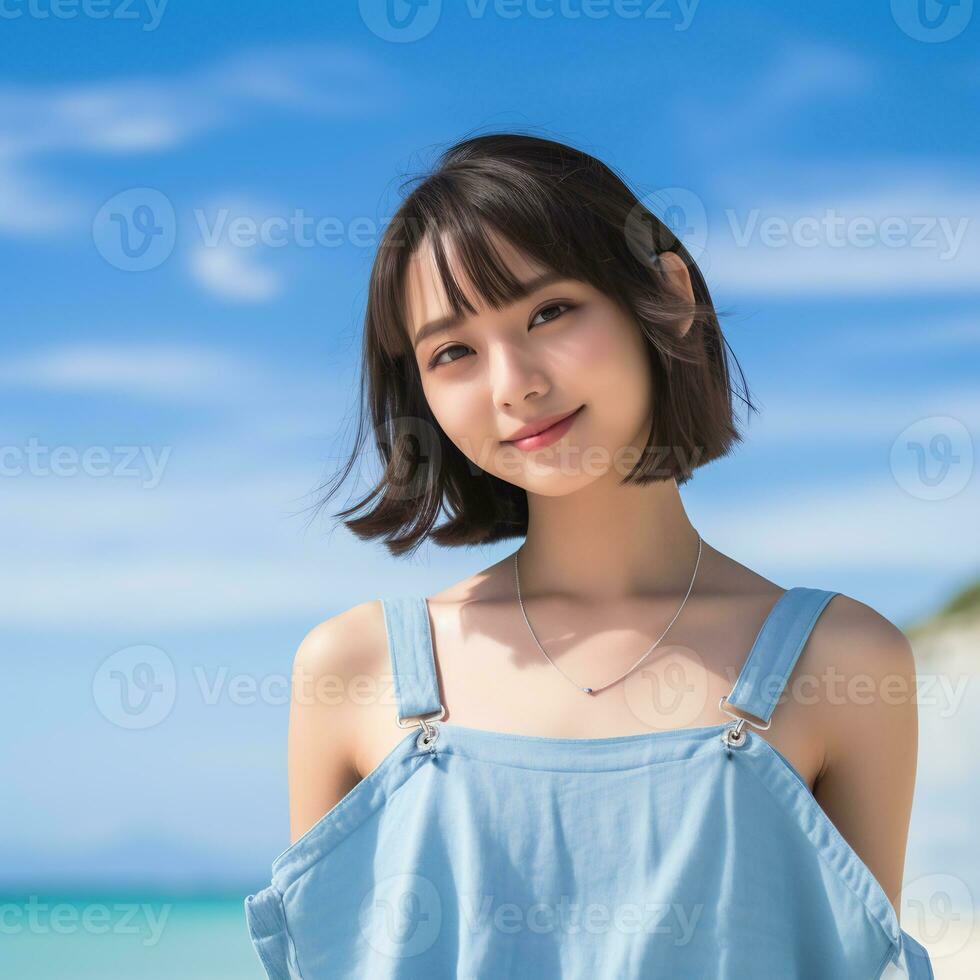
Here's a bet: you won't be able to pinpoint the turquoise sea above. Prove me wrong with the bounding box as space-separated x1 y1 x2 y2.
0 895 266 980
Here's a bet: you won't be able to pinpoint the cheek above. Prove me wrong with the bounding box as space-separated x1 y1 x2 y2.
577 322 654 456
424 384 494 460
571 316 650 401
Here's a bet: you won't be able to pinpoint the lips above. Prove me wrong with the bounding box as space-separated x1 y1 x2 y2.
502 405 584 450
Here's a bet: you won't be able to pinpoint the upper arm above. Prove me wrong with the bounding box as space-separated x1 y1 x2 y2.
812 596 919 918
286 603 377 845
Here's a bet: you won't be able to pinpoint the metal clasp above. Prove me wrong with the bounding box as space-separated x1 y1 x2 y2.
718 695 770 748
397 705 445 751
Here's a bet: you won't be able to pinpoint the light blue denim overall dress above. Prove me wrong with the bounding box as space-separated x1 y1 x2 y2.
245 586 934 978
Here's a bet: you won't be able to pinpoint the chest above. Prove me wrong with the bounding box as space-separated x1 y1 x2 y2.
356 616 825 793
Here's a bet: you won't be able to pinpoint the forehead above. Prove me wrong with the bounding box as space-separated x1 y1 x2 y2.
402 228 549 339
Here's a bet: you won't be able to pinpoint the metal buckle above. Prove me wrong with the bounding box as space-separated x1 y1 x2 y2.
396 705 446 732
398 705 445 752
718 695 770 747
718 695 771 730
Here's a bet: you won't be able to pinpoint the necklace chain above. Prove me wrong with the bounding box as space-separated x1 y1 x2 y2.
513 534 703 696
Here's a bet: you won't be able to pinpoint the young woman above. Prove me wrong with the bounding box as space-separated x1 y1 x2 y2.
245 133 933 978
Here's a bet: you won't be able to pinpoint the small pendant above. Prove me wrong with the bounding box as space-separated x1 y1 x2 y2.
583 687 594 695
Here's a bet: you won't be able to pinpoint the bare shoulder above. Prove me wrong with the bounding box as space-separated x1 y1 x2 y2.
802 592 917 714
803 591 919 912
800 591 918 751
289 598 393 768
809 590 913 651
286 600 391 844
292 599 390 685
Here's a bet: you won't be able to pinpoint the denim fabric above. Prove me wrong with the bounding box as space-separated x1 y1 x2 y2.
245 588 934 979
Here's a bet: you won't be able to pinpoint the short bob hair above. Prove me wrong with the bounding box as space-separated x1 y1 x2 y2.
313 132 754 557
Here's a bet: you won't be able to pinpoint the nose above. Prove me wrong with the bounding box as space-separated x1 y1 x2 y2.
489 342 551 410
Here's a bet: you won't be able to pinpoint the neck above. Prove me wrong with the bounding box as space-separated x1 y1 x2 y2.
515 473 703 603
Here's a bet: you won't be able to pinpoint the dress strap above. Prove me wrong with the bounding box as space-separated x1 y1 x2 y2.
379 597 445 725
722 587 839 727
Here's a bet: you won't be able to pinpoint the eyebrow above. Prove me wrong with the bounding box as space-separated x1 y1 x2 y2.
411 270 569 351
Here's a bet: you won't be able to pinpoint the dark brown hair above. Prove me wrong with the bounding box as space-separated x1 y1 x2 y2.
310 132 754 557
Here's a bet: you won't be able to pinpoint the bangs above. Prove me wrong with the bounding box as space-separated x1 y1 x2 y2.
375 167 581 358
424 214 541 328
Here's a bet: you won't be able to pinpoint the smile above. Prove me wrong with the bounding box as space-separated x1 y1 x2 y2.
502 405 585 451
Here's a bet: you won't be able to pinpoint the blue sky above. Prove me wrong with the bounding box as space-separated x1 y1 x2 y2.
1 1 978 889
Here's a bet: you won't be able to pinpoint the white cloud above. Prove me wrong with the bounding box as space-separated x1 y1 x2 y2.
0 162 83 234
678 40 871 152
0 43 383 159
0 343 261 400
0 342 356 443
0 463 437 631
189 241 283 302
701 181 980 296
0 42 389 236
737 40 870 122
660 42 980 297
845 316 980 352
744 384 980 442
704 473 978 574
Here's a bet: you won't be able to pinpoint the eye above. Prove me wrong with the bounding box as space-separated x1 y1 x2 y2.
428 344 470 369
530 302 572 327
427 302 575 370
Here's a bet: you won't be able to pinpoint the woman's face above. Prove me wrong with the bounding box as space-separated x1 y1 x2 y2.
403 231 656 495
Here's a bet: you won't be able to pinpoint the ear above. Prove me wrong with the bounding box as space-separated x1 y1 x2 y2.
655 251 695 336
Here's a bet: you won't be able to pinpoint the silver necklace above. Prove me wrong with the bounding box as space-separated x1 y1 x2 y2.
513 534 703 696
